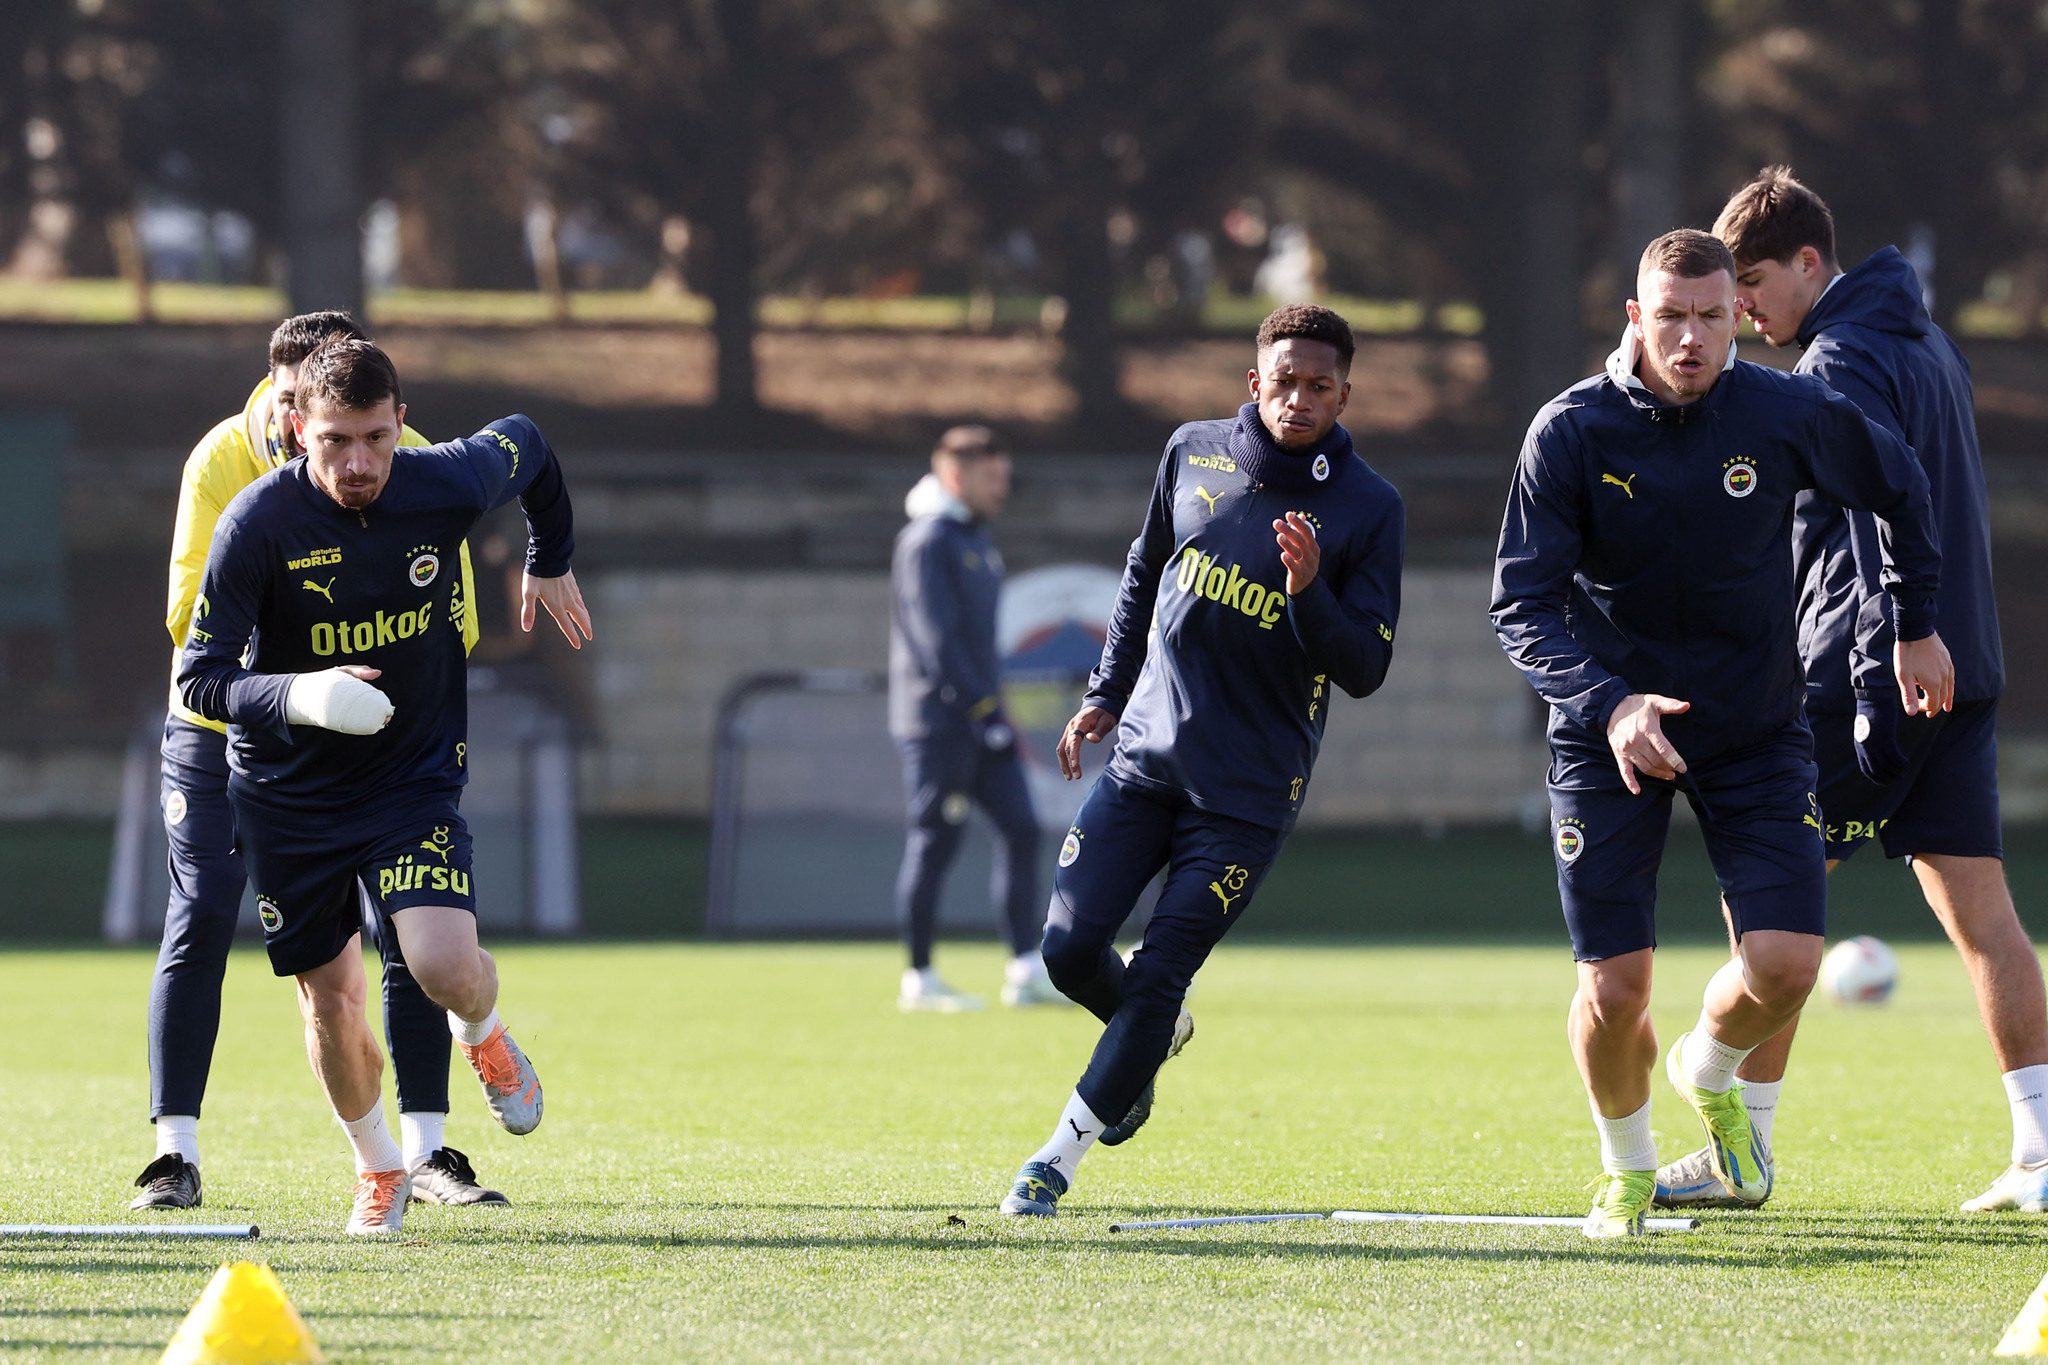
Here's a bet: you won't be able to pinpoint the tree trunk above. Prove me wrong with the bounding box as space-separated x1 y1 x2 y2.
708 0 760 414
1058 163 1123 427
1484 0 1594 428
281 0 363 317
1609 0 1684 311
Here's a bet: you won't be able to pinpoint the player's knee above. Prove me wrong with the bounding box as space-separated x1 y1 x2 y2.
1580 971 1652 1027
1040 929 1101 993
1743 940 1822 1007
411 952 486 1015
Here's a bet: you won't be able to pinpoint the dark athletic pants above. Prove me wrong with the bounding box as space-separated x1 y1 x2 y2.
151 716 450 1119
895 732 1041 969
1040 774 1282 1124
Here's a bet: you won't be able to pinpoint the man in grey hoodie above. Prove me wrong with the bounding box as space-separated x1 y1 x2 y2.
888 426 1055 1010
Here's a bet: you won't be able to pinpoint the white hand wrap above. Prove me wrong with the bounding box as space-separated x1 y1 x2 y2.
285 669 394 734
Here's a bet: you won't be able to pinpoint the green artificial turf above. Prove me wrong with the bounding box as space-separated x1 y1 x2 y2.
3 941 2046 1362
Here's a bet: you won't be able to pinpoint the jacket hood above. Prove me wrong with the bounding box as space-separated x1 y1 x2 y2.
1798 246 1930 346
1604 320 1737 404
904 472 973 522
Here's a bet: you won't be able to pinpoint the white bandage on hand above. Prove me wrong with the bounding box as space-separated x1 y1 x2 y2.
285 669 394 734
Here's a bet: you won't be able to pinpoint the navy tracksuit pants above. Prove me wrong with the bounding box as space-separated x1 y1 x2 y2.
895 732 1041 970
150 716 450 1119
1041 773 1283 1124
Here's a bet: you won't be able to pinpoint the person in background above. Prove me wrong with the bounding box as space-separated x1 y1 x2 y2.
889 426 1057 1011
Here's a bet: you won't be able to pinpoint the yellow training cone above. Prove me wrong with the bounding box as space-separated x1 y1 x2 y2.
1996 1272 2048 1356
161 1262 324 1365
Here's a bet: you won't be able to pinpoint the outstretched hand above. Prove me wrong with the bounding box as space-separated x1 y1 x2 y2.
522 569 594 649
1606 692 1691 796
1057 705 1118 780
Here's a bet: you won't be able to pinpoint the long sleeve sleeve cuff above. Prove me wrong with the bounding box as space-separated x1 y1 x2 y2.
1891 595 1938 643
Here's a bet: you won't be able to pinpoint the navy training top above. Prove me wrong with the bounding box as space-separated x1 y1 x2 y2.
1791 247 2003 711
1085 404 1405 832
1492 343 1941 764
177 415 574 813
889 474 1007 740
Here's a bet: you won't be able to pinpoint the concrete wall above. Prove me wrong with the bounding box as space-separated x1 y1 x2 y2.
580 565 1551 826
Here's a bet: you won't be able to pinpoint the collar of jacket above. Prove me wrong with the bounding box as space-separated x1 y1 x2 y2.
1795 244 1930 348
1227 402 1354 491
1603 321 1737 424
904 472 974 523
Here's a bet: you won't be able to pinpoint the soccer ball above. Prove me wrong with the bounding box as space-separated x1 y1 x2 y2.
1818 935 1898 1006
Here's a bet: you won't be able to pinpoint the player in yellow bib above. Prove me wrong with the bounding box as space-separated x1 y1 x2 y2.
134 311 505 1210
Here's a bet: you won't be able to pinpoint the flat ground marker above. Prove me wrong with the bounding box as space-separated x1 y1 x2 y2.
1334 1210 1700 1232
0 1225 258 1239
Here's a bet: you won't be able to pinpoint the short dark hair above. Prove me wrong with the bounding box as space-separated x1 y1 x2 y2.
932 424 1007 462
1638 228 1736 284
268 310 365 370
1256 304 1355 372
1712 165 1838 270
296 337 402 416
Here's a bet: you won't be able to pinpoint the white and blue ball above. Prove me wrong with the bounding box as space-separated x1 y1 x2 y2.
1819 935 1898 1006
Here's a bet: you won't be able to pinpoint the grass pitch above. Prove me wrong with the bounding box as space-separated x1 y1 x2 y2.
2 940 2043 1362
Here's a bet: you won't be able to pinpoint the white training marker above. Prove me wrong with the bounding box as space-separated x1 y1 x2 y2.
1108 1213 1327 1232
1333 1210 1698 1232
0 1224 260 1239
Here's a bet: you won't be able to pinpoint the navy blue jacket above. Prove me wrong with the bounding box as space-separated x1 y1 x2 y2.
1792 247 2002 711
178 415 574 813
889 475 1007 741
1086 405 1405 831
1492 344 1940 764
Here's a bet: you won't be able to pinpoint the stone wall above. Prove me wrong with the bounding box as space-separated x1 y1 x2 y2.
579 565 1550 825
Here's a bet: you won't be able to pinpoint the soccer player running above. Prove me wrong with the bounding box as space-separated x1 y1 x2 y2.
1656 169 2044 1213
177 338 592 1234
998 305 1404 1216
136 312 507 1211
890 425 1058 1011
1492 229 1954 1238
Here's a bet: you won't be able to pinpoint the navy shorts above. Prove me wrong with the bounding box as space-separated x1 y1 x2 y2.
1548 719 1826 961
229 789 477 977
1813 698 2002 863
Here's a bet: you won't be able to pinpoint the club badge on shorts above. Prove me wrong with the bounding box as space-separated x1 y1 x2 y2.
1312 452 1330 482
257 897 284 933
164 789 187 827
1554 818 1586 864
1722 460 1757 498
407 545 440 588
1058 828 1083 867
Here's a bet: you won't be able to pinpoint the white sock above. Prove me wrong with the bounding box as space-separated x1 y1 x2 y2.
400 1111 447 1168
449 1007 500 1048
1591 1098 1658 1172
1005 952 1042 985
2003 1065 2048 1167
1681 1017 1752 1093
337 1099 404 1174
1740 1079 1782 1151
154 1116 199 1166
1027 1091 1106 1185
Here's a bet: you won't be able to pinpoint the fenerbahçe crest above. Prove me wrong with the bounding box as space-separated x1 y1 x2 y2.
257 896 283 932
407 545 441 588
1058 828 1082 867
1554 818 1586 864
1722 458 1757 498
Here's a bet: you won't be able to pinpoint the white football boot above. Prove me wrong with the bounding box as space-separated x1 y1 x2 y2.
899 967 984 1013
1962 1162 2048 1212
1655 1144 1771 1209
1000 954 1069 1007
345 1168 411 1235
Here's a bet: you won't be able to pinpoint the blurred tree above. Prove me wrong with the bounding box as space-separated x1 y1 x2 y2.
489 0 955 413
1700 0 2048 329
1262 0 1602 426
918 0 1266 424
